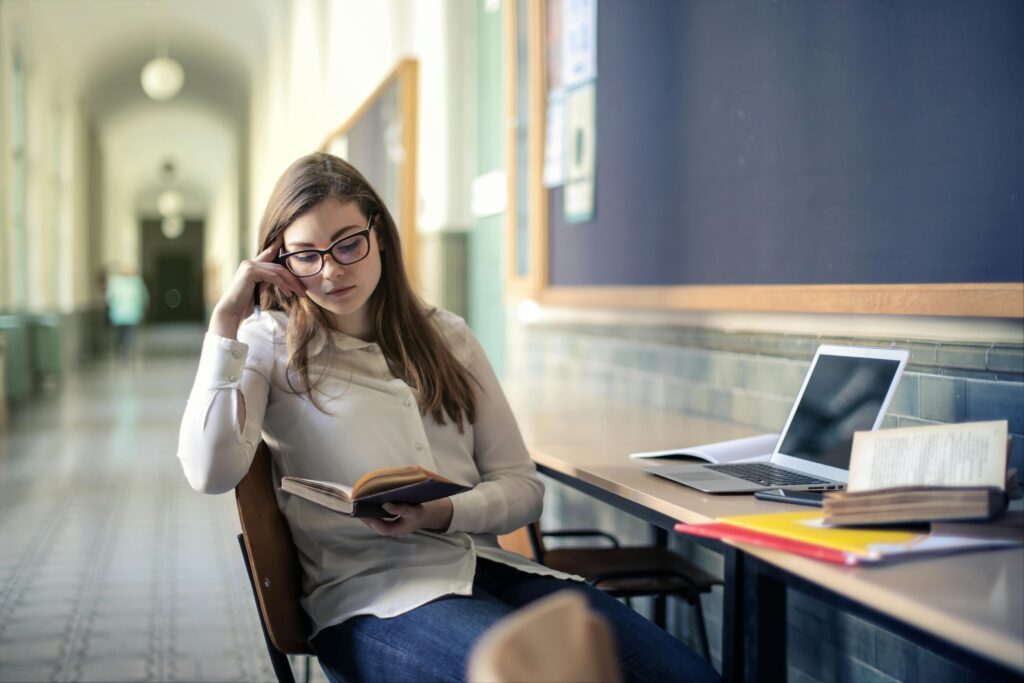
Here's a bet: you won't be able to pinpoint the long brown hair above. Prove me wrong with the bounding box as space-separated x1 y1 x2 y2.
256 152 477 429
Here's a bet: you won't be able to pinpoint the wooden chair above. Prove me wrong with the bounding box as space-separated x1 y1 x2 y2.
500 522 719 661
467 590 622 683
235 442 315 683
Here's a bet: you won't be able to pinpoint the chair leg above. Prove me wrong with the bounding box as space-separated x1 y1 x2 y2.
653 594 667 629
239 536 298 683
693 595 711 663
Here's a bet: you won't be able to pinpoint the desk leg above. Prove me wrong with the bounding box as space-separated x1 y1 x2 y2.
722 549 788 683
741 554 788 683
721 545 743 683
653 526 668 629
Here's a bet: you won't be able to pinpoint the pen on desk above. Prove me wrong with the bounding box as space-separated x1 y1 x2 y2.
253 285 261 320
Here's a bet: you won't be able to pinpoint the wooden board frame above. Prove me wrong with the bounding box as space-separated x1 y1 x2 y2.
320 59 419 290
513 1 1022 318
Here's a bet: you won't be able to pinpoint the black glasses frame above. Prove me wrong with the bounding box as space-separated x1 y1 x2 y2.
275 215 375 278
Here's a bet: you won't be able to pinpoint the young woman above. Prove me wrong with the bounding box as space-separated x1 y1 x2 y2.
177 153 719 683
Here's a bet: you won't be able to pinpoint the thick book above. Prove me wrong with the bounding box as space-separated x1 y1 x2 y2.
629 433 780 464
674 510 1023 566
822 420 1010 525
281 465 471 518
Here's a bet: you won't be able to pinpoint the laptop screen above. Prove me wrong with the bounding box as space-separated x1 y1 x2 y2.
777 354 903 470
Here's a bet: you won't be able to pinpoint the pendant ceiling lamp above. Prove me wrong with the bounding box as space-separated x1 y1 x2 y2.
141 42 184 101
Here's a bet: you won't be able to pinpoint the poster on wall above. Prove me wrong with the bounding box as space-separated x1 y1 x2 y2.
543 90 566 188
562 0 597 89
564 80 596 223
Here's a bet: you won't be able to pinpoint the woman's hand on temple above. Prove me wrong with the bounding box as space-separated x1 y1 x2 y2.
209 236 307 339
361 498 454 538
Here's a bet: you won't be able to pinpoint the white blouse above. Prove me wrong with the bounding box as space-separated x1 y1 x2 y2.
177 309 576 637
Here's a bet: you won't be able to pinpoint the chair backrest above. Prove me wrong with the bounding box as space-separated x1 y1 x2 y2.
497 522 545 562
467 590 622 683
235 442 313 655
497 524 538 561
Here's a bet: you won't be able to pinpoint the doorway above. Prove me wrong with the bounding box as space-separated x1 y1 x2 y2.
140 218 205 323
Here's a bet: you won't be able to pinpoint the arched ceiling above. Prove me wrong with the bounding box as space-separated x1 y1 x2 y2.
14 0 273 121
9 0 275 217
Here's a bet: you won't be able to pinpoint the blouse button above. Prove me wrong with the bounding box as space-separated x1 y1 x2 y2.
403 398 412 407
415 442 423 451
228 374 238 382
232 349 242 359
367 344 378 353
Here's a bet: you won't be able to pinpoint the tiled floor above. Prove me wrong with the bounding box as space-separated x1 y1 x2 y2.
0 326 324 683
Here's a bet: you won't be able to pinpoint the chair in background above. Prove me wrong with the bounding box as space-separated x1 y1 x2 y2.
235 442 315 683
467 590 622 683
500 522 719 661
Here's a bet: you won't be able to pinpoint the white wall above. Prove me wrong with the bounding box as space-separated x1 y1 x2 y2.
100 102 237 308
0 2 93 313
247 0 477 254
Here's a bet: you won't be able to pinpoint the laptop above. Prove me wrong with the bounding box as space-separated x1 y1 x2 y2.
646 345 909 493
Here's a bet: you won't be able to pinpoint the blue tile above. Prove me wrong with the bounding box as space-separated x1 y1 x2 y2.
987 346 1024 374
936 343 990 372
918 376 967 422
936 368 998 381
708 387 734 421
896 415 942 428
965 380 1024 433
916 647 989 683
1009 434 1024 474
836 614 875 663
888 374 920 417
874 628 918 681
902 342 939 371
844 659 901 683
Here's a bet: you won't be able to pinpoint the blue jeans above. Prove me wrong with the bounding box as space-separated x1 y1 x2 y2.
311 558 720 683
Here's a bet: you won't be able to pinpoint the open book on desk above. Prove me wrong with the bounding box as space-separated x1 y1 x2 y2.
823 420 1012 525
674 510 1024 566
630 432 780 464
282 465 471 518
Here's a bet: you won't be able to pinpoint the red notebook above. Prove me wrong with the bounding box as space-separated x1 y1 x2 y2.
674 522 864 566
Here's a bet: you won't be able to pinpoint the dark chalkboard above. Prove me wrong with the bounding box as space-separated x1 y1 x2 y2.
320 59 418 287
542 0 1024 293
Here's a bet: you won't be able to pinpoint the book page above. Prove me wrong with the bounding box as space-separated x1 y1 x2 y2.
847 420 1008 492
282 477 354 501
629 433 779 463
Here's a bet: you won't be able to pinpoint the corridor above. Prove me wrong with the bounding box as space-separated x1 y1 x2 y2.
0 327 319 682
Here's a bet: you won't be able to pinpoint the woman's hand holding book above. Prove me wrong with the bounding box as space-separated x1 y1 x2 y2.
361 498 455 538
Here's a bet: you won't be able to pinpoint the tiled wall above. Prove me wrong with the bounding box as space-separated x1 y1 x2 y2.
518 320 1023 681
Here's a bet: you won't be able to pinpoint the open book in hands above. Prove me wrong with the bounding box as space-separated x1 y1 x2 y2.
281 465 471 518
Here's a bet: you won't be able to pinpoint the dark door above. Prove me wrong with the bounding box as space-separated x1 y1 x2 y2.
140 218 205 323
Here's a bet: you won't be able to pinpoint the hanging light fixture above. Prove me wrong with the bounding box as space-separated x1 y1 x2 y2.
161 215 185 240
157 189 184 217
157 159 185 239
141 40 184 101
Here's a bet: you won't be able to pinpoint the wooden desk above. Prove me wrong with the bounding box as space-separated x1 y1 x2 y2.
505 383 1024 682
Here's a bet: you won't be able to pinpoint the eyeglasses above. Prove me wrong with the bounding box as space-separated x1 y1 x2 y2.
276 216 375 278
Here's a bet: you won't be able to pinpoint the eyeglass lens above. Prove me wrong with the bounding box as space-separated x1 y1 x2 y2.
283 231 370 277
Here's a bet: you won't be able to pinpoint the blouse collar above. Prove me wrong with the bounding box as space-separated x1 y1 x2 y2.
307 327 378 356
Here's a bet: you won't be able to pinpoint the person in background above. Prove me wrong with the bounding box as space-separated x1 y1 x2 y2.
105 265 149 362
177 153 720 683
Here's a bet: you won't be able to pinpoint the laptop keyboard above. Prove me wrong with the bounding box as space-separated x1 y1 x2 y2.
704 462 830 487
